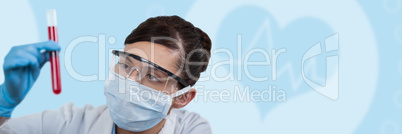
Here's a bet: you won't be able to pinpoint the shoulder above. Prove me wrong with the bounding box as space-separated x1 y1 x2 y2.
172 109 207 124
0 103 113 134
54 103 108 116
169 109 212 134
40 103 109 122
42 103 113 133
48 103 112 133
0 103 112 134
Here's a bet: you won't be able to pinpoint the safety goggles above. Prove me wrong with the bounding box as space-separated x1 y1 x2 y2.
109 50 188 94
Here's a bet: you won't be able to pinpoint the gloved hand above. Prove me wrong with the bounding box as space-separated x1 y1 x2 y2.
0 41 60 117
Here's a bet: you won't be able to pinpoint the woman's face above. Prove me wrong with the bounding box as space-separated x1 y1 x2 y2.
123 41 180 93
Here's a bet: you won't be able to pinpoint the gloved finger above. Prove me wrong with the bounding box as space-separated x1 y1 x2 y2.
39 51 50 68
22 44 52 70
31 41 61 51
3 46 41 70
24 52 40 69
39 51 62 69
3 46 30 70
23 45 43 69
25 43 56 69
31 64 41 82
3 41 58 70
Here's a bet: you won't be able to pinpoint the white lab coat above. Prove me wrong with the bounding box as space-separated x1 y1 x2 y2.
0 103 212 134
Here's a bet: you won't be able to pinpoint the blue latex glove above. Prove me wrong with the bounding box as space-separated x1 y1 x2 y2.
0 41 60 117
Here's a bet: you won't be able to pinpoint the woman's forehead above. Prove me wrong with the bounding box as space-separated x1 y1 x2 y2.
124 41 180 74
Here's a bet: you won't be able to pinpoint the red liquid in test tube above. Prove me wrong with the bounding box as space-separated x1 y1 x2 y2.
47 9 61 95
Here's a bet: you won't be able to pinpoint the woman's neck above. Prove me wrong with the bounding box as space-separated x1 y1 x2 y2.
115 119 166 134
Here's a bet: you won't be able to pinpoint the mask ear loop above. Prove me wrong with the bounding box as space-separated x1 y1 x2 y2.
171 86 192 98
162 77 182 96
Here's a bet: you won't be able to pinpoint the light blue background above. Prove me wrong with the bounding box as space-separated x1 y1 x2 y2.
0 0 401 133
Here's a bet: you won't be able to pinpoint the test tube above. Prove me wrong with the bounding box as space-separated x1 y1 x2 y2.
47 9 62 95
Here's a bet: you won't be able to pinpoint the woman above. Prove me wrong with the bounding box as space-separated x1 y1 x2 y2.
0 15 212 134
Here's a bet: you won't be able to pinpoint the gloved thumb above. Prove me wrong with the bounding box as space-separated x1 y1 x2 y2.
39 51 51 69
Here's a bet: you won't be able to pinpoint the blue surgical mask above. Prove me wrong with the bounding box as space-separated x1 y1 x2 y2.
104 72 191 132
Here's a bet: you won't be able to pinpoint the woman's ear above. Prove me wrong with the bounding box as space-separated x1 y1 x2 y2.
172 88 196 109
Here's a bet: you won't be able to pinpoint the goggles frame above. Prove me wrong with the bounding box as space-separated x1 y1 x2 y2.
112 50 189 88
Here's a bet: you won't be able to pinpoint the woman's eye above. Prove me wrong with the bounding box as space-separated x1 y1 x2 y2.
118 62 129 69
146 74 160 82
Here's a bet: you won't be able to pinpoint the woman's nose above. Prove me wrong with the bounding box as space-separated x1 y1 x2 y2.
127 69 141 82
